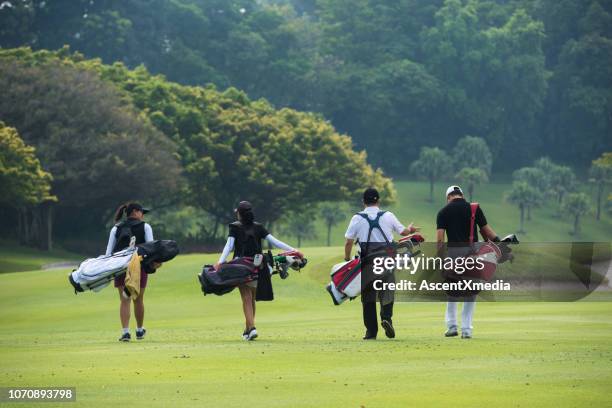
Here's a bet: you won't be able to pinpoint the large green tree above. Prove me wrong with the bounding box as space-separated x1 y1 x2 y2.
1 0 610 173
0 122 54 207
541 1 612 164
589 152 612 220
422 2 549 166
0 122 57 249
0 47 396 243
0 55 183 242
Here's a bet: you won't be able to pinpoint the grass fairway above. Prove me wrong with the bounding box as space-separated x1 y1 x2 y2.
0 241 79 273
1 248 611 407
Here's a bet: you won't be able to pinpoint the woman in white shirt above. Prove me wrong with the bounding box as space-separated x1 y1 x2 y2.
106 202 155 342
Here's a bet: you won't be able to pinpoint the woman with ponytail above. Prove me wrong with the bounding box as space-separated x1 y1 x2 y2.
106 202 156 342
215 201 302 341
113 204 128 223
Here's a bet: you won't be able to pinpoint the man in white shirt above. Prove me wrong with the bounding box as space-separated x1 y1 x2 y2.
344 188 417 340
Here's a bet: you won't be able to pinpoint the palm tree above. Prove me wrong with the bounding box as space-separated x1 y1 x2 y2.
319 204 346 246
535 157 576 216
454 135 493 175
410 146 451 202
562 193 591 236
456 167 488 201
512 166 549 220
506 181 542 234
283 212 318 248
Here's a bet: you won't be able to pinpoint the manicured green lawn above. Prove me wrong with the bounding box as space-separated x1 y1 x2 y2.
1 248 611 407
0 241 79 273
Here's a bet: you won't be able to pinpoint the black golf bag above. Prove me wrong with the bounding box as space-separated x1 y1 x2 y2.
198 257 260 296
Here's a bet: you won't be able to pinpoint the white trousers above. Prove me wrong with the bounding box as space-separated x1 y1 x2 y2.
445 296 476 332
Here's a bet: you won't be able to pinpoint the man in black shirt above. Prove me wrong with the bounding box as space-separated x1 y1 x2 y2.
436 185 498 339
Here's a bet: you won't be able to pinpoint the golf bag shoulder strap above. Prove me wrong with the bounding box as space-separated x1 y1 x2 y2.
469 203 479 245
356 211 387 222
114 221 127 235
114 220 144 252
357 211 390 255
114 219 144 235
357 211 389 241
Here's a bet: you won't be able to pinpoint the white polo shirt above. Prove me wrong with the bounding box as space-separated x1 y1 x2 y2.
344 206 405 243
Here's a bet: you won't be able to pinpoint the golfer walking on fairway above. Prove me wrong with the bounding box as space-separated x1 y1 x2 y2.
344 188 417 340
216 201 302 341
436 186 499 339
106 202 158 342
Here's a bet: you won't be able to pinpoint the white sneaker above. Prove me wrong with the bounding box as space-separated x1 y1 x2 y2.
246 327 258 341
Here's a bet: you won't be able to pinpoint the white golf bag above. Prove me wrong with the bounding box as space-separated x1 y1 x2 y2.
69 247 137 292
325 234 426 306
326 258 362 305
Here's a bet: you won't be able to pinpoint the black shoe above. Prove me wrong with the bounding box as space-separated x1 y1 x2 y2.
363 331 377 340
381 320 395 339
445 326 458 337
119 332 131 342
136 329 146 340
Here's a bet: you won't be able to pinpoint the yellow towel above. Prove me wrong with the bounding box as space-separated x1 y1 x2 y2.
124 253 142 300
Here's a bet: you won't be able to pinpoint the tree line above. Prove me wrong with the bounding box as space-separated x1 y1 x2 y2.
1 0 609 173
0 46 608 248
411 136 611 236
0 47 394 250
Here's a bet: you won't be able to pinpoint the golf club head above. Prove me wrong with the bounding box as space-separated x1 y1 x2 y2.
501 234 519 244
279 264 289 279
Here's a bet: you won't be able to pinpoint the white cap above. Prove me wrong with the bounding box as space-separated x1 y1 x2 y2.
445 185 463 197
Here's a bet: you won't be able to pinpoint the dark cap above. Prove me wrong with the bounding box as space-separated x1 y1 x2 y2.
127 202 150 215
363 188 380 204
234 201 252 213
